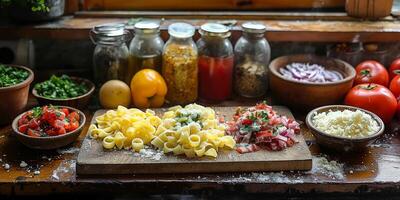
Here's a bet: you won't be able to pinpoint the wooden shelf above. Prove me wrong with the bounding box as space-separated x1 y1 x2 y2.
1 15 400 42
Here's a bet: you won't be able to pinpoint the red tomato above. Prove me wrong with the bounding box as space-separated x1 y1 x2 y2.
18 124 29 133
345 83 397 124
27 129 41 137
57 127 66 135
68 112 80 122
28 119 39 130
61 108 69 116
68 121 79 131
354 61 389 87
389 58 400 80
389 75 400 99
241 119 253 125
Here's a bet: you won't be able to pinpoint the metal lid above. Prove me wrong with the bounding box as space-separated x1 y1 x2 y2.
92 23 126 37
168 23 195 38
241 22 266 34
134 21 160 34
199 23 230 37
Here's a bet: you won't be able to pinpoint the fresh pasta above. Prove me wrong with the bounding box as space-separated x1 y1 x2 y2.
151 104 236 158
88 106 160 151
89 104 236 158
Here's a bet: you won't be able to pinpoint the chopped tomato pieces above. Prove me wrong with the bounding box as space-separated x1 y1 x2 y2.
17 106 80 137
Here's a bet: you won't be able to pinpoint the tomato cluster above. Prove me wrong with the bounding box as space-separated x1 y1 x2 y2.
345 59 400 124
18 106 80 137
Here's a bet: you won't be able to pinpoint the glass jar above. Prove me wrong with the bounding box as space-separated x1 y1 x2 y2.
197 23 234 102
162 23 198 105
234 22 270 98
129 21 164 83
90 23 132 86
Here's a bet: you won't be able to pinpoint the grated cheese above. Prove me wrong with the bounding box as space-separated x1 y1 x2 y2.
312 109 380 138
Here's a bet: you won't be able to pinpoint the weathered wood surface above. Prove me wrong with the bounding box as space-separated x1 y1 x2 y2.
1 16 400 42
0 97 400 195
76 107 312 175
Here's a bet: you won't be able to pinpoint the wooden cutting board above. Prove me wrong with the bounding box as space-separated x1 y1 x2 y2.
76 106 312 175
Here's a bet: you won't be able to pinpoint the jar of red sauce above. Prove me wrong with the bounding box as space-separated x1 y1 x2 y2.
197 23 234 102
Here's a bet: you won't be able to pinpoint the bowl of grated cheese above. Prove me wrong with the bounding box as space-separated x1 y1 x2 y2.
306 105 384 152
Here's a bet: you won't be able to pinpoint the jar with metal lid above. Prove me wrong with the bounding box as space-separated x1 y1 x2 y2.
129 21 164 83
234 22 270 98
162 22 198 105
90 23 132 86
197 23 234 102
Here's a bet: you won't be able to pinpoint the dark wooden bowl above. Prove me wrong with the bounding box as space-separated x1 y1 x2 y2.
269 54 356 112
306 105 384 152
12 106 86 150
32 77 95 110
0 65 34 125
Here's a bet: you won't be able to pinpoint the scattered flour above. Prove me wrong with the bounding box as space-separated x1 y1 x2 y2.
57 147 80 154
51 160 76 181
19 161 28 168
3 163 10 170
312 155 345 180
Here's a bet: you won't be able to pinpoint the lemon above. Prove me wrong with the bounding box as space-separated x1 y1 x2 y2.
99 80 131 109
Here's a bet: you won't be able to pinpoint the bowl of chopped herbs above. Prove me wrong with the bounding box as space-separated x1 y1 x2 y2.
32 75 95 109
0 64 34 125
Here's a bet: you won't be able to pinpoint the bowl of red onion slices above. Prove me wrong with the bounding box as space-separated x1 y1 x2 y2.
269 54 356 111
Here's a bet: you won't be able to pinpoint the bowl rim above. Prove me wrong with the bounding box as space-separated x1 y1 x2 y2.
305 105 385 141
12 105 86 140
32 76 95 101
269 54 356 86
0 64 34 91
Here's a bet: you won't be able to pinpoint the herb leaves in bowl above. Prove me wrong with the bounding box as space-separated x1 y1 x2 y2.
0 64 30 87
34 75 88 99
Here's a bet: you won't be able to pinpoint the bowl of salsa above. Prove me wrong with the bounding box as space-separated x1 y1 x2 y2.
12 105 86 150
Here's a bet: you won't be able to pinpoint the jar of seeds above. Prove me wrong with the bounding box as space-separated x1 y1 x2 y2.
162 23 198 105
234 22 270 98
90 23 132 86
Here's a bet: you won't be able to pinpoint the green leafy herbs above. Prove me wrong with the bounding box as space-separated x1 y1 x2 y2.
0 0 49 12
32 106 42 118
0 64 30 87
34 75 88 99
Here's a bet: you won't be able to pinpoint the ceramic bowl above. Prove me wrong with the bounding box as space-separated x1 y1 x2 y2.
32 76 95 110
306 105 385 152
12 106 86 150
0 65 34 125
269 54 356 112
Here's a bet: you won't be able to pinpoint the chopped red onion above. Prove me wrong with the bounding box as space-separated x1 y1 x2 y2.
280 63 343 83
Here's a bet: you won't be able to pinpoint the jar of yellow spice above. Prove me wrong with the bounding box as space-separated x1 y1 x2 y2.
162 23 198 105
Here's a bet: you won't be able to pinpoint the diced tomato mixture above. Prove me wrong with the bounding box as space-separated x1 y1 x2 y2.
226 102 301 154
17 106 80 137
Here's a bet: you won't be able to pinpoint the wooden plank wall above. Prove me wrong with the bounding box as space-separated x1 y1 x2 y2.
83 0 346 11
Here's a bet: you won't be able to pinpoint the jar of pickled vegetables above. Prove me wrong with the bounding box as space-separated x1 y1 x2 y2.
162 23 198 105
197 23 233 102
234 22 270 98
128 21 164 83
90 23 132 86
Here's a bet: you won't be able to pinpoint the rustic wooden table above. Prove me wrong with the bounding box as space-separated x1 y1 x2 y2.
1 97 400 197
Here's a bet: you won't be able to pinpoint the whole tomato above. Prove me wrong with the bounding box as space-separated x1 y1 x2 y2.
390 75 400 99
345 83 397 124
354 61 389 87
389 58 400 80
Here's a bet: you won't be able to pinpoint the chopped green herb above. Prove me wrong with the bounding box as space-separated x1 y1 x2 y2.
34 75 88 99
32 106 42 118
0 64 29 87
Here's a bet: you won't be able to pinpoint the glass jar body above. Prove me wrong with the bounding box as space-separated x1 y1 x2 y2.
92 42 130 86
129 32 164 83
162 36 198 105
197 36 234 102
234 33 271 98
